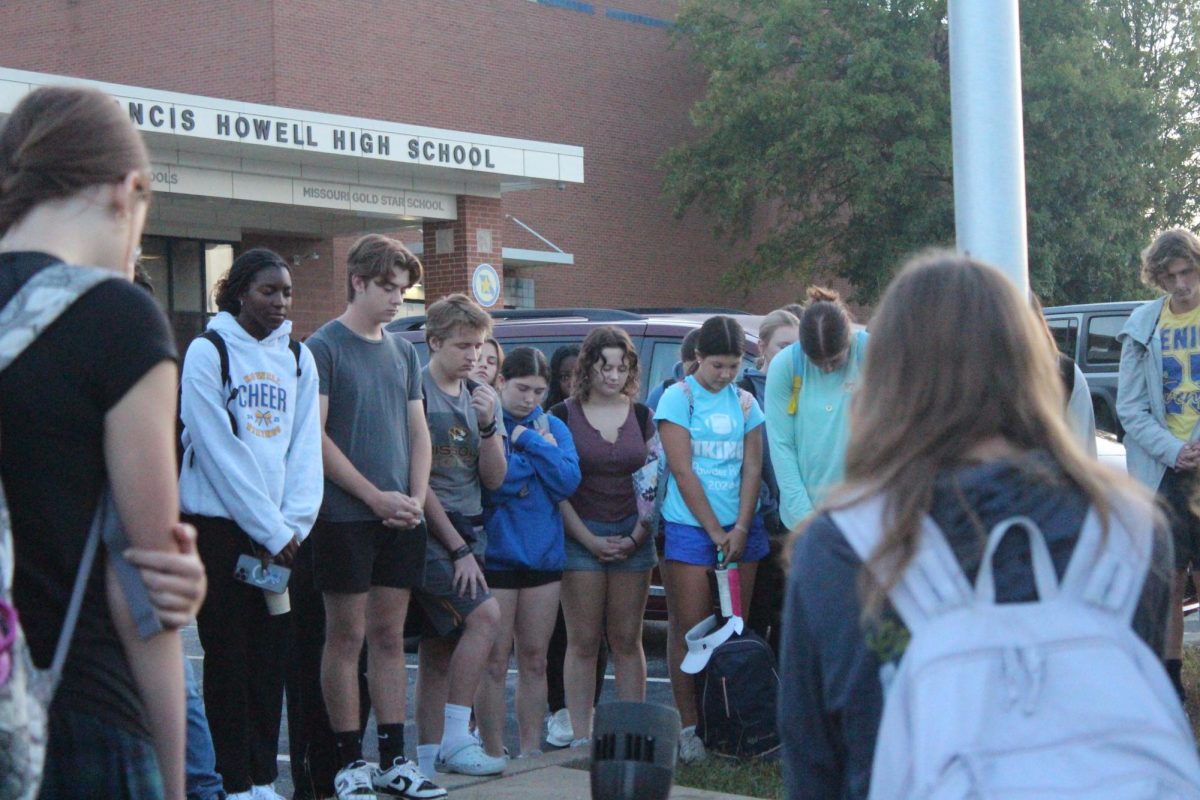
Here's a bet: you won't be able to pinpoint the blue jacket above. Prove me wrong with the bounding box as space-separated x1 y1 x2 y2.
483 406 582 572
1117 295 1188 491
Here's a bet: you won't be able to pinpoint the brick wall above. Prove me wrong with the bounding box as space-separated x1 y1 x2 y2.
0 0 811 314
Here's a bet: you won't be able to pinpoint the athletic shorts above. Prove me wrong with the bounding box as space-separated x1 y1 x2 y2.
563 512 658 572
1157 468 1200 569
414 524 491 638
312 518 427 593
484 568 562 590
663 515 770 566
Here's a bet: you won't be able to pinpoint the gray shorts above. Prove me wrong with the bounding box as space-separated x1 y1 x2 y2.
414 525 491 638
563 513 658 572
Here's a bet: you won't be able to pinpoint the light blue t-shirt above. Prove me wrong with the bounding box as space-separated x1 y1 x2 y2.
654 375 765 527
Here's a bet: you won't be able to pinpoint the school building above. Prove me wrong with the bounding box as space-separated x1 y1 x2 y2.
0 0 798 340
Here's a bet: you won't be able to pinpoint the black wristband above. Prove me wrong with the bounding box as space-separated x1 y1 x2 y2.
449 544 473 562
479 420 497 438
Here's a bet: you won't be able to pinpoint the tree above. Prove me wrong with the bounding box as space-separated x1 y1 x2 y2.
663 0 1200 304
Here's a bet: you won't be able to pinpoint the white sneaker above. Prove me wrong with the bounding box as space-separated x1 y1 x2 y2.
334 760 377 799
435 740 507 776
546 708 573 748
678 727 708 765
252 785 286 800
373 756 447 799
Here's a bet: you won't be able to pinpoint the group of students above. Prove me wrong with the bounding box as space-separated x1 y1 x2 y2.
4 82 1200 800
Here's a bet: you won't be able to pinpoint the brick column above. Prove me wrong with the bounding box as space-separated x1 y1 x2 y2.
421 195 503 306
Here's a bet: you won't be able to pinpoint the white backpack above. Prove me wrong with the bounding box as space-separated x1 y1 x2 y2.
831 493 1200 800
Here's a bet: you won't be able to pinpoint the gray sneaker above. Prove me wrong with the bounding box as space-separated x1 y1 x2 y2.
435 740 507 776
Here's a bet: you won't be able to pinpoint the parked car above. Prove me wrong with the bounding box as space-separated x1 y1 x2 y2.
387 307 762 402
1043 300 1146 438
387 307 764 621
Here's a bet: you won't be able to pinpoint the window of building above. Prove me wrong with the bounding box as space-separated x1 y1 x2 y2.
140 235 238 347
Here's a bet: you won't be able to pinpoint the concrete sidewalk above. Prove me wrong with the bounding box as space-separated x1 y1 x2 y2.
436 747 762 799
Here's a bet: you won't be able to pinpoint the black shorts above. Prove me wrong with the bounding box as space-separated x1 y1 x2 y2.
484 568 562 590
312 519 427 593
1157 468 1200 569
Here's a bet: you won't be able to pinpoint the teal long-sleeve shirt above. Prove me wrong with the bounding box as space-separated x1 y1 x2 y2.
764 331 868 530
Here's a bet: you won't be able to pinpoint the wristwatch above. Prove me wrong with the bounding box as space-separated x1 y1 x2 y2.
449 544 473 562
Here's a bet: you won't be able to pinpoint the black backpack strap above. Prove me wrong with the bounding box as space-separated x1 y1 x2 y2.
634 401 651 437
288 337 302 377
1058 353 1075 400
199 330 238 436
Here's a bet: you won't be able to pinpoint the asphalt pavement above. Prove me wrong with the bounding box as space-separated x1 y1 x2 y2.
183 620 675 797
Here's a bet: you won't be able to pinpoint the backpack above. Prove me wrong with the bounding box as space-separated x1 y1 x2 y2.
694 627 782 760
0 264 114 799
179 329 301 466
830 494 1200 799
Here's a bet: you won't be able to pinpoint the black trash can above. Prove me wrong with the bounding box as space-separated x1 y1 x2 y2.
589 701 680 800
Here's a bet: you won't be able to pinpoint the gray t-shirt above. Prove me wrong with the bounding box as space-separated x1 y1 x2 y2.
422 366 485 519
307 319 423 521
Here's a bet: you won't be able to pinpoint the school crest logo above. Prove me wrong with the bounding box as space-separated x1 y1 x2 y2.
449 424 469 443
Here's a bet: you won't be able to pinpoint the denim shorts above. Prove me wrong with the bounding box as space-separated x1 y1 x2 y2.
564 513 659 572
663 515 770 566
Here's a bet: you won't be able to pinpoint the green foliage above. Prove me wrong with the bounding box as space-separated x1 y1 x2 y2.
664 0 1200 304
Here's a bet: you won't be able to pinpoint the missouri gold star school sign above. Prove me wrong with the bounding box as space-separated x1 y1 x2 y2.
0 66 584 225
472 264 501 308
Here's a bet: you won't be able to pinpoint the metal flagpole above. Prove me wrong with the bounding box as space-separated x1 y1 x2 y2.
949 0 1030 295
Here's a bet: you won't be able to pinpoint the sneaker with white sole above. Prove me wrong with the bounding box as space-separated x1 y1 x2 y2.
546 708 573 748
227 793 256 800
678 727 707 765
435 740 507 776
334 760 377 799
373 756 447 799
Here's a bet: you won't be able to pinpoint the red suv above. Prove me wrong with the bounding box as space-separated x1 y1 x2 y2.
387 307 763 620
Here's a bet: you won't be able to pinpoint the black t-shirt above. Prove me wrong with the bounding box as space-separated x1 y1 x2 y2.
0 251 177 737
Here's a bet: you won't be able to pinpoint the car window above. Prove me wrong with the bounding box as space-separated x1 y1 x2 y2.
1085 315 1127 370
1046 317 1078 359
647 340 682 395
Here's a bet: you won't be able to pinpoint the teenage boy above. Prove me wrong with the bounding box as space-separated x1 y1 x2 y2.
412 294 508 779
306 234 445 800
1117 227 1200 702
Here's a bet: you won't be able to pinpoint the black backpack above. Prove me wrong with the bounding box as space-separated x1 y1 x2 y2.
694 628 782 760
178 330 301 466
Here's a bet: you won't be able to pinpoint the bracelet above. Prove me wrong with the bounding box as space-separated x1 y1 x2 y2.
623 531 639 546
479 420 497 438
449 544 473 562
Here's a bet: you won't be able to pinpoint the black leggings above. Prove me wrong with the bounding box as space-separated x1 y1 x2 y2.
189 514 289 793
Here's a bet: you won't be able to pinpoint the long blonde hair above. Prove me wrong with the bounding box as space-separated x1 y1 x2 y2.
827 251 1153 616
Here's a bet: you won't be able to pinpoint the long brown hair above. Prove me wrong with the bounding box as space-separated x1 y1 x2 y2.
573 325 640 401
826 251 1154 617
0 86 150 235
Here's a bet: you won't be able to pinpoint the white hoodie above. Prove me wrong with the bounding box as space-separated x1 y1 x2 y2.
179 311 323 554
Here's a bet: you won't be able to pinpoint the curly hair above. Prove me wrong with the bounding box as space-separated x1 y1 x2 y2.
1141 228 1200 291
213 248 290 315
573 326 640 401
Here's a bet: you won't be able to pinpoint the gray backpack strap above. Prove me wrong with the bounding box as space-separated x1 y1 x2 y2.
0 264 115 684
1060 497 1154 624
830 496 973 633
